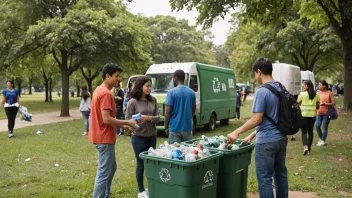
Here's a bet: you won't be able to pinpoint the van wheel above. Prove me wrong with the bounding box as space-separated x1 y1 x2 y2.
205 114 216 131
220 118 229 125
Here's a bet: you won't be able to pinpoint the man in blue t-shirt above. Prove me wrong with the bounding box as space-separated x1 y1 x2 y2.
164 69 196 144
227 58 288 198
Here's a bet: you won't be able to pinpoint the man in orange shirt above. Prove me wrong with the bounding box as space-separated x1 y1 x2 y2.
89 63 136 198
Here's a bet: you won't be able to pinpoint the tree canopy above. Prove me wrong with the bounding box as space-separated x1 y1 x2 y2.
170 0 352 110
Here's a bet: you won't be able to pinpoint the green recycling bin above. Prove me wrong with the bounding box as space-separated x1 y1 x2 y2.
139 150 222 198
182 138 255 198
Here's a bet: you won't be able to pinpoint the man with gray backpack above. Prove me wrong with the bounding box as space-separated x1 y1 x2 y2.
227 57 303 198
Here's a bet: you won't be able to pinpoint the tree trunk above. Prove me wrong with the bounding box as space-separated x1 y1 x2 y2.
76 83 80 97
88 79 93 95
44 81 49 102
343 42 352 111
15 78 22 97
49 78 53 102
29 78 32 95
60 68 70 116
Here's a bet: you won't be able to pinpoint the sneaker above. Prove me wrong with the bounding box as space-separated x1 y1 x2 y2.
138 190 149 198
316 140 325 146
303 149 309 155
81 132 88 136
8 133 14 138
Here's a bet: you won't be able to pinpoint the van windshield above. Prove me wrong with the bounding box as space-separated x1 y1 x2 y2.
147 73 189 92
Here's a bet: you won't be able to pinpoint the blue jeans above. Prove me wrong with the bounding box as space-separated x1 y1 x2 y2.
316 114 330 141
131 135 157 192
93 144 117 198
255 138 288 198
81 111 90 132
169 132 192 144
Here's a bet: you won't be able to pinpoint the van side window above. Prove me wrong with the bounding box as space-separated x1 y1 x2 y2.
189 75 198 92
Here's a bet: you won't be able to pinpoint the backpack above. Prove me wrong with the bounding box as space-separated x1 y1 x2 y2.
327 106 338 120
261 82 303 135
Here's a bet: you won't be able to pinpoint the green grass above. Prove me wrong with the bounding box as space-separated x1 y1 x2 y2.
0 93 81 119
0 98 351 197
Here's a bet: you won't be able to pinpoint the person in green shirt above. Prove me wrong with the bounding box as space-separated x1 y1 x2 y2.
297 80 320 155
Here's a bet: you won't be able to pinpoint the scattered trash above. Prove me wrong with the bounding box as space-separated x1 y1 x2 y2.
36 130 44 135
32 156 37 160
294 173 301 176
306 176 314 180
22 184 27 188
339 153 343 162
54 164 60 167
25 158 31 162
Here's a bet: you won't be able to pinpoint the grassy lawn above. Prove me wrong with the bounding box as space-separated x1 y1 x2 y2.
0 93 81 119
0 98 351 197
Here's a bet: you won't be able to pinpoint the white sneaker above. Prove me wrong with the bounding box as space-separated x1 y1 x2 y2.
138 190 149 198
8 133 14 138
316 140 324 146
81 132 88 136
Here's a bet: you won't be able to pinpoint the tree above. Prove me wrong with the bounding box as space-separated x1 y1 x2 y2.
170 0 352 110
213 45 231 68
225 22 264 87
144 15 216 64
1 0 151 116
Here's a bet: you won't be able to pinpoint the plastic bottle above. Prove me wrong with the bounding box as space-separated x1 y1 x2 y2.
132 113 142 129
171 148 184 160
36 130 44 135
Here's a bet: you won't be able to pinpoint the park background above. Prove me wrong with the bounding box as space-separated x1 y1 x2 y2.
1 0 352 197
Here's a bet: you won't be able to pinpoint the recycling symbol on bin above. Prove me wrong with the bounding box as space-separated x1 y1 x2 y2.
204 170 214 183
159 168 171 183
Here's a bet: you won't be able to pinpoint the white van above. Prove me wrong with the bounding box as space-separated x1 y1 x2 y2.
301 71 315 90
272 63 301 97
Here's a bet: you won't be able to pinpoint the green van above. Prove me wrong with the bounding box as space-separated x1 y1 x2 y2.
128 62 237 133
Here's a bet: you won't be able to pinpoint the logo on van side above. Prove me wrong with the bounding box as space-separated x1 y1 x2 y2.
213 78 221 93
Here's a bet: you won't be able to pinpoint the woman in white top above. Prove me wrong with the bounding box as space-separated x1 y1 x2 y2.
79 85 91 135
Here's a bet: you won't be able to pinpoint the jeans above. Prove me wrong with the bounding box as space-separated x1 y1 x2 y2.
316 114 330 141
93 144 117 198
5 106 18 133
169 132 192 144
301 117 316 151
131 135 157 192
255 138 288 198
236 107 241 119
115 107 123 135
81 111 90 132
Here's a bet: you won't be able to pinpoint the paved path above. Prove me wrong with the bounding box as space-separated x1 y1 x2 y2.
0 109 82 132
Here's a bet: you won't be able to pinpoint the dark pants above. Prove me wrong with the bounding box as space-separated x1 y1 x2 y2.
5 107 18 133
301 117 316 151
236 107 240 119
115 107 123 135
131 135 157 192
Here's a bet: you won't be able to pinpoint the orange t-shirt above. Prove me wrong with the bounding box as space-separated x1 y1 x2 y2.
317 90 332 115
88 85 116 144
